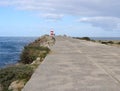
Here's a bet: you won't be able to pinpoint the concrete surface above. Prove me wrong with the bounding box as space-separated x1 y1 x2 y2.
22 36 120 91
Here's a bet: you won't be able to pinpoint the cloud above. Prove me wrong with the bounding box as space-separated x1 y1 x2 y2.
0 0 120 30
0 0 120 17
78 17 120 30
41 13 63 20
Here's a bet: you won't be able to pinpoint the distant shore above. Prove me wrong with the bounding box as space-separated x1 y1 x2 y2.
73 37 120 47
95 40 120 47
90 37 120 41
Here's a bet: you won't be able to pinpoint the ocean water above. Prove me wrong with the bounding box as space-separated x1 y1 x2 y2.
0 37 36 68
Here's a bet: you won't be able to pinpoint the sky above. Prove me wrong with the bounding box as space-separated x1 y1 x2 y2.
0 0 120 37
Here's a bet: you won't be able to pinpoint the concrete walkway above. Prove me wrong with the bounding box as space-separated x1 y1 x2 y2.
23 36 120 91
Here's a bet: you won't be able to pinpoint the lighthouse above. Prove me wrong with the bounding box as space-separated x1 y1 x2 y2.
50 28 55 37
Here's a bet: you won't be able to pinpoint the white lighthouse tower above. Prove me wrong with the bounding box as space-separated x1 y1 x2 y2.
50 28 55 37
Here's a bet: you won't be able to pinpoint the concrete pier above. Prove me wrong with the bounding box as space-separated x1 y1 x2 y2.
23 36 120 91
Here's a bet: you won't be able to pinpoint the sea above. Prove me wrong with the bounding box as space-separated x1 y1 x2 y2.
0 37 37 68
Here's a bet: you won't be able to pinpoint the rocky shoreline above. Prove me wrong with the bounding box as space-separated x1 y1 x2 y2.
0 35 55 91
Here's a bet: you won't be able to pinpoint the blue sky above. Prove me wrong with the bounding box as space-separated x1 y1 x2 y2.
0 0 120 37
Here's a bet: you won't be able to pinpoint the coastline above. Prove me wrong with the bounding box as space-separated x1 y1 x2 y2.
0 36 120 91
95 40 120 47
0 35 55 91
0 37 37 69
90 37 120 41
73 37 120 47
